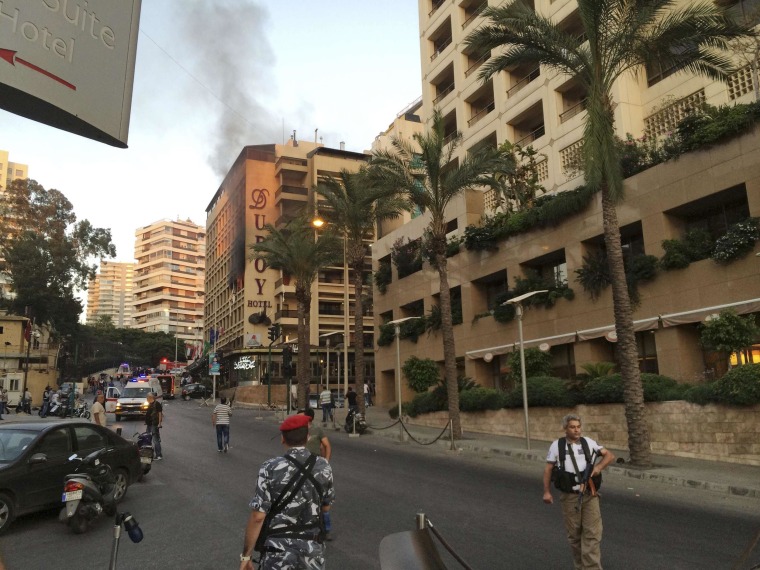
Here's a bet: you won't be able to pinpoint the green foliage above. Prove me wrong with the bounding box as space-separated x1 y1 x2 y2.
399 317 427 343
582 373 684 404
683 383 717 406
504 376 575 408
625 254 659 305
403 391 444 417
391 237 423 278
487 141 544 214
491 292 516 323
579 362 616 378
711 364 760 405
506 348 552 382
402 356 440 393
667 103 760 158
711 218 760 264
430 376 478 410
575 250 610 300
699 309 760 356
459 388 508 411
660 228 714 270
374 260 392 294
617 134 664 178
377 323 395 347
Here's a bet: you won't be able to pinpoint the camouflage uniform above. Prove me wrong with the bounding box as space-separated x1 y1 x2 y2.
250 447 334 569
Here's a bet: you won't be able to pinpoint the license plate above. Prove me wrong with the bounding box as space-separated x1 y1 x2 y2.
140 456 152 464
62 490 82 502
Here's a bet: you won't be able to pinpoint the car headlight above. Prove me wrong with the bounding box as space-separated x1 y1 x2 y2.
141 402 149 409
116 404 122 410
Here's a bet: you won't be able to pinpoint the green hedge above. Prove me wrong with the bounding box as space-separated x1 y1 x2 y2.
583 373 686 403
711 364 760 406
505 376 575 408
459 388 508 411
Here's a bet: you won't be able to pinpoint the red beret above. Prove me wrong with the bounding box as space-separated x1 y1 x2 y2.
279 414 311 432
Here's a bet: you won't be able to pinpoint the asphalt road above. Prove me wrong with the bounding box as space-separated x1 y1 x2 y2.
1 401 759 569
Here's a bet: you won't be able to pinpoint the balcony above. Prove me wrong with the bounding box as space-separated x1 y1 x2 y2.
464 53 489 78
275 185 308 204
467 101 495 128
431 37 452 61
462 2 487 29
275 309 299 320
559 99 588 123
506 67 540 98
516 125 545 147
275 156 307 174
433 82 455 105
429 0 445 18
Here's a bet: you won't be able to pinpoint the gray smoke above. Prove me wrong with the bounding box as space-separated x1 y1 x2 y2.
172 0 280 177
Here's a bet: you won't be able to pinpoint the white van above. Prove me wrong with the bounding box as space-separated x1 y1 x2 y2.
114 377 162 421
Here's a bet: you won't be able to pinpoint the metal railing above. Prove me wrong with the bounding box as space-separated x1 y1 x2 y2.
467 101 495 127
559 98 588 123
461 2 487 28
432 82 455 105
430 37 452 61
506 67 540 98
515 124 545 146
464 52 489 78
428 0 445 17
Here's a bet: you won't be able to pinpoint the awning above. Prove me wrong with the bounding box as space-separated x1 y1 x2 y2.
660 298 760 328
465 331 577 360
576 316 659 341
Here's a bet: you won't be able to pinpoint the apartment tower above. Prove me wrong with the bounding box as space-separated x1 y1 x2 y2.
86 261 135 328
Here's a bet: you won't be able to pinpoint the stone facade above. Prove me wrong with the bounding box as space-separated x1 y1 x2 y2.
408 401 760 466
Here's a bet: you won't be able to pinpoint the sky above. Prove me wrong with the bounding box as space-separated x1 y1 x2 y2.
1 0 422 266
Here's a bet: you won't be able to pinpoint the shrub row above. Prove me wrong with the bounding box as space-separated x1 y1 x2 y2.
394 365 760 417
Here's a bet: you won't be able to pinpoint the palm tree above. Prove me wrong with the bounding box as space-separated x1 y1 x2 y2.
466 0 750 466
250 216 342 409
315 168 408 415
369 110 504 438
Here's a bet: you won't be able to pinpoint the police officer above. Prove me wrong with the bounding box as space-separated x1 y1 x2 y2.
239 414 335 569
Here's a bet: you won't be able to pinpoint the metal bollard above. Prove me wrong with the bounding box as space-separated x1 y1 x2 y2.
116 427 122 436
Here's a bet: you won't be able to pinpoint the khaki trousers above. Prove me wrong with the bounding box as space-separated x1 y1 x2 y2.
559 492 603 570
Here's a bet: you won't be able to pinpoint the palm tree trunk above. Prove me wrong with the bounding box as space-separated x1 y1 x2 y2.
601 184 651 467
351 251 366 416
296 288 311 410
436 253 461 439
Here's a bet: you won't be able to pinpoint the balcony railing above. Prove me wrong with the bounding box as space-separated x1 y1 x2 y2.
275 309 299 319
443 132 458 146
467 101 496 127
430 37 452 61
464 53 489 78
428 0 445 17
506 67 540 98
433 82 455 105
277 185 308 198
516 124 545 146
559 99 588 123
462 2 487 28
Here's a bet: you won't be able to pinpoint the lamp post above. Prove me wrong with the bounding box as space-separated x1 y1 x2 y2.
503 290 547 450
387 317 421 440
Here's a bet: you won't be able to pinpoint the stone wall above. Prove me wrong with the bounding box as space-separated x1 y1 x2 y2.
225 384 289 407
408 401 760 466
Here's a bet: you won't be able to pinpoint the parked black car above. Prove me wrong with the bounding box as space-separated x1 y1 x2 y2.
181 383 212 400
0 420 141 534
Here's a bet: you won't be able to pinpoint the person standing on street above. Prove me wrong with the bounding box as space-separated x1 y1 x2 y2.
145 393 163 460
40 386 51 417
91 393 107 427
543 414 615 570
239 414 334 569
319 387 333 424
302 408 333 539
212 396 232 452
22 388 32 414
345 387 357 413
0 388 7 416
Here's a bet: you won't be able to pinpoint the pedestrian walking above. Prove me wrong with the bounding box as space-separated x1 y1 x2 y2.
319 387 333 423
145 392 163 460
0 387 9 416
543 414 615 570
22 388 32 414
91 393 107 427
39 386 51 417
212 397 232 452
363 382 371 407
239 414 334 569
302 408 333 539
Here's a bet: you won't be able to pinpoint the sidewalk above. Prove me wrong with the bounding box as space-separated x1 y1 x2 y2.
361 405 760 500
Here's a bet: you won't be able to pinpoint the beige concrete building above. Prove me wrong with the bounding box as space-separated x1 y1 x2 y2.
132 219 205 348
86 261 135 328
369 0 760 405
0 150 28 193
203 139 374 391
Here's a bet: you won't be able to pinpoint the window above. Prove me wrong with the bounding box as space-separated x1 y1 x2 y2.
522 249 568 287
550 345 576 380
636 331 658 373
37 428 72 457
665 184 750 240
74 425 108 454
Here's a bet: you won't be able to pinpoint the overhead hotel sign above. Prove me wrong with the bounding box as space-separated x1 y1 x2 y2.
0 0 142 148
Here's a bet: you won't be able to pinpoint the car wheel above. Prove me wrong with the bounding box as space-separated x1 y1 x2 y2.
112 469 129 502
0 492 15 535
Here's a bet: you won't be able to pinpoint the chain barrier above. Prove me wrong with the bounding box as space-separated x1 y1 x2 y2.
364 418 401 431
399 417 451 446
423 515 474 570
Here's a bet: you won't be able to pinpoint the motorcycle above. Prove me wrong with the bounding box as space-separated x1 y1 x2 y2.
132 431 154 480
59 448 122 534
72 401 91 419
344 408 368 434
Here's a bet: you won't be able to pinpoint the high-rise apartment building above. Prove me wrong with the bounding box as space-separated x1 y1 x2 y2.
203 139 373 390
132 219 205 348
368 1 760 405
0 150 28 193
86 261 135 328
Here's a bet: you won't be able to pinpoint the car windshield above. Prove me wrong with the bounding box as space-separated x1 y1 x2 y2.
121 387 152 398
0 429 38 462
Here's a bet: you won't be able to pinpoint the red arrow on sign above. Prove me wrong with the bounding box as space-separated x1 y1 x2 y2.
0 48 76 91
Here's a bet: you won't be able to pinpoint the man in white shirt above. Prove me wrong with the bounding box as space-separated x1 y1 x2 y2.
212 397 232 452
91 393 107 427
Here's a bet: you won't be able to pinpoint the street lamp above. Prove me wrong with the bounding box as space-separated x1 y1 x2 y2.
502 290 548 450
387 316 422 440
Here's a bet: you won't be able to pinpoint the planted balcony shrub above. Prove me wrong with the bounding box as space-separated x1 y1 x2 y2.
402 356 440 393
711 218 760 264
392 237 423 278
377 323 395 347
374 261 392 294
660 228 713 270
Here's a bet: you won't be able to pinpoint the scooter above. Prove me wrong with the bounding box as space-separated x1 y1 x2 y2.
344 408 368 434
72 401 91 419
59 448 120 534
132 431 154 480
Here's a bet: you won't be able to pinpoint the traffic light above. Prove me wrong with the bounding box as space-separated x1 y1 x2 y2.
267 324 281 343
282 346 293 376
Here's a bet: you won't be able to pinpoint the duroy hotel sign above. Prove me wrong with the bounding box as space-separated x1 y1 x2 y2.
0 0 142 147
